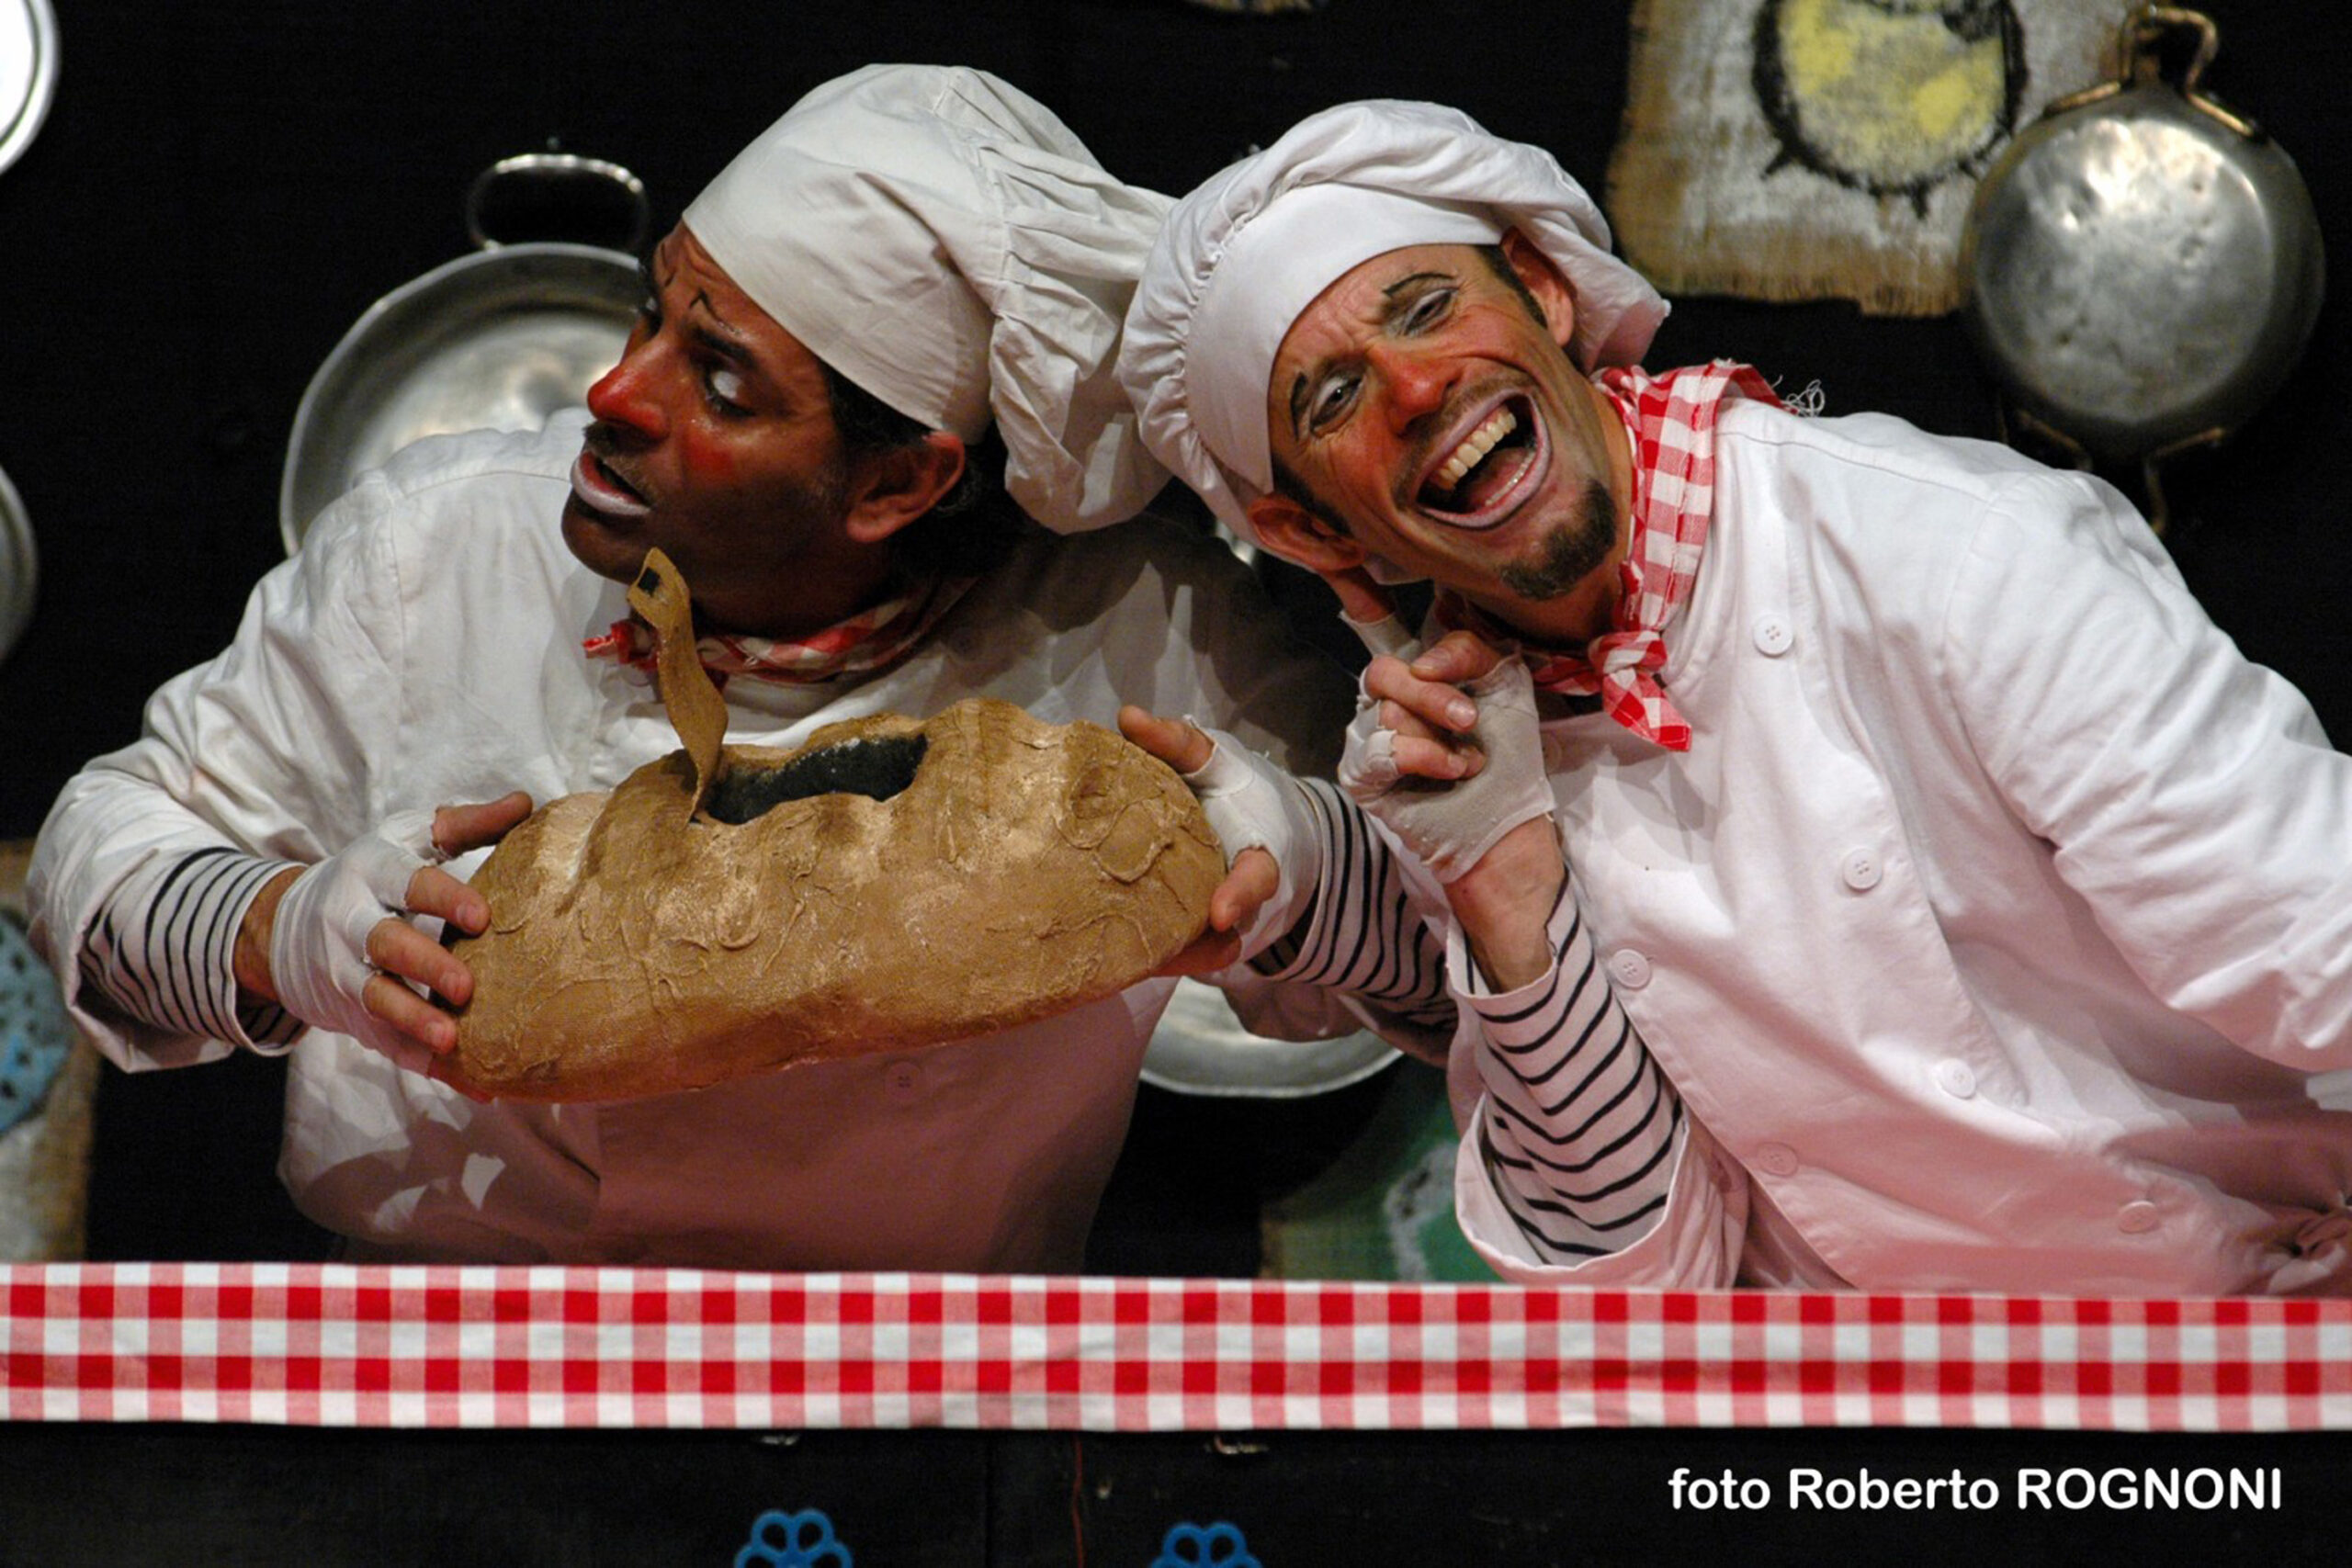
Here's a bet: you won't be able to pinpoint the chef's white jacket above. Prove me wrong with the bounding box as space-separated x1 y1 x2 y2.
1452 402 2352 1295
28 413 1358 1271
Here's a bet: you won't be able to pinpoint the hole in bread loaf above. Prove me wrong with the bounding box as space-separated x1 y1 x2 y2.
702 734 929 824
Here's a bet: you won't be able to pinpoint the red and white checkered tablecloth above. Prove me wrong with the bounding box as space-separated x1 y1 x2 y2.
6 1263 2351 1432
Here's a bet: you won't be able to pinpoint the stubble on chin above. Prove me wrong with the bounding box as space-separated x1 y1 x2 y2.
1499 478 1618 601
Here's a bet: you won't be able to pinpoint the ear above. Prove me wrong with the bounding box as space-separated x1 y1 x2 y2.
842 431 967 545
1244 492 1367 575
1499 226 1577 352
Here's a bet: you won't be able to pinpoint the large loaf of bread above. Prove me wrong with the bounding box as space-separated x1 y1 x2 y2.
436 547 1221 1102
441 697 1224 1101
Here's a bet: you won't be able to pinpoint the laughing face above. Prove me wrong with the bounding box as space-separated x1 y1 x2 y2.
1246 231 1632 646
562 227 911 640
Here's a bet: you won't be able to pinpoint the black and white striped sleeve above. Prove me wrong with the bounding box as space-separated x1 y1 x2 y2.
1250 777 1455 1039
80 847 304 1050
1452 869 1682 1264
1245 775 1680 1263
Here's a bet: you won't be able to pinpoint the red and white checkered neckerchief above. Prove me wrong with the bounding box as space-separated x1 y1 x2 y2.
582 572 976 689
1434 359 1787 751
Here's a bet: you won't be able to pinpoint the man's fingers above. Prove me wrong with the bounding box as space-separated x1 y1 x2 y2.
361 970 459 1055
403 863 491 937
1320 565 1396 627
1317 564 1401 649
1118 705 1215 774
1408 630 1507 684
1209 846 1280 934
1386 734 1484 782
1156 929 1246 978
1363 628 1514 735
1154 847 1278 977
366 915 476 1010
434 791 534 855
1363 655 1481 734
1322 568 1417 660
398 794 532 940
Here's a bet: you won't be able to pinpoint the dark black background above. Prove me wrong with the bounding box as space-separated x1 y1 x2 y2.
3 5 2349 1559
0 1422 2339 1565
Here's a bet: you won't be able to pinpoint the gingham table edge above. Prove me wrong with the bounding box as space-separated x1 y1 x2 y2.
6 1263 2351 1432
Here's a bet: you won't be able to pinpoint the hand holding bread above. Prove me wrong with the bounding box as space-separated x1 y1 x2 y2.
437 550 1222 1101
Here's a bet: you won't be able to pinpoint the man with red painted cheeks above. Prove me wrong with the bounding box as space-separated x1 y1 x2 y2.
1119 99 2352 1297
562 226 963 644
1253 232 1633 655
23 67 1379 1272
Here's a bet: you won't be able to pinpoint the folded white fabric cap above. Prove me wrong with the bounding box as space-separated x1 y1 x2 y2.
1120 98 1670 543
684 63 1176 532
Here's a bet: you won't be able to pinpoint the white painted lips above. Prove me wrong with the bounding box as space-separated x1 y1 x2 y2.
571 449 651 520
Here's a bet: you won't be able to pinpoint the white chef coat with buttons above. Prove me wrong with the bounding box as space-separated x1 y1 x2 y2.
28 412 1359 1272
1454 400 2352 1295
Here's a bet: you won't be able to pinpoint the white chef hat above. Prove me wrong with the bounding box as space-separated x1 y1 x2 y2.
684 63 1175 532
1120 98 1669 542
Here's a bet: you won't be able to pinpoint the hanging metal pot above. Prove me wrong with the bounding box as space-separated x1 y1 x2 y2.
0 0 56 179
0 460 30 667
1960 6 2324 530
1 1 54 667
278 152 650 552
1142 976 1396 1100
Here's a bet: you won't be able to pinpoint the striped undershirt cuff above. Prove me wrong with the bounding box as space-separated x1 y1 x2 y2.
1456 873 1681 1262
1250 778 1453 1029
83 847 303 1050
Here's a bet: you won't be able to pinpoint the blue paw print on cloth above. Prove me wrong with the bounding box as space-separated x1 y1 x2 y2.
0 915 67 1138
1153 1521 1261 1568
736 1507 852 1568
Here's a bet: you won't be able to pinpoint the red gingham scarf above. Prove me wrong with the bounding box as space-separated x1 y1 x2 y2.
1436 359 1785 751
583 572 976 689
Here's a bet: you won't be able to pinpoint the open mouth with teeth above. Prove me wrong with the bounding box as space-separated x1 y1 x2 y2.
1415 395 1546 529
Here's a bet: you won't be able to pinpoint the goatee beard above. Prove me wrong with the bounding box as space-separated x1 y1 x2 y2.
1499 479 1618 601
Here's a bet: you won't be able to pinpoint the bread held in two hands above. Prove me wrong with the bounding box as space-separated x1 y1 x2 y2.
438 549 1222 1102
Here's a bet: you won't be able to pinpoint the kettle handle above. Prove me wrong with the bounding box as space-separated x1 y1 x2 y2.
2127 6 2221 97
463 151 650 255
2047 6 2256 139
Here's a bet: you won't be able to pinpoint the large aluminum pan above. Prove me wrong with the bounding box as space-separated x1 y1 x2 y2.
1142 977 1397 1099
0 0 56 179
1962 6 2324 512
0 461 30 666
279 154 647 552
280 243 639 551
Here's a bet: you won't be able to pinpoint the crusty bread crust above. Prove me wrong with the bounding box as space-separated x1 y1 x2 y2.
442 698 1222 1101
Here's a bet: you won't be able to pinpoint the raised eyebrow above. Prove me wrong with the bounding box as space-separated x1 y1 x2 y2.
639 254 752 367
688 321 754 367
639 248 731 322
1283 273 1456 435
1381 270 1454 301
